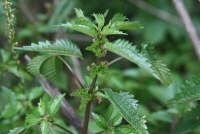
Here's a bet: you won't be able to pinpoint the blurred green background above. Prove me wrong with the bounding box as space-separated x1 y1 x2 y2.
0 0 200 133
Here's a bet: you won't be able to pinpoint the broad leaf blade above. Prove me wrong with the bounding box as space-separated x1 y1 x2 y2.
38 94 51 115
92 112 108 130
48 94 65 116
104 89 148 134
8 127 25 134
25 114 41 128
74 8 88 20
14 39 82 58
92 13 105 28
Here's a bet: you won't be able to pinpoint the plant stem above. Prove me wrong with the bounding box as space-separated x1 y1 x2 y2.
57 55 84 89
83 75 98 134
55 124 74 134
107 57 123 66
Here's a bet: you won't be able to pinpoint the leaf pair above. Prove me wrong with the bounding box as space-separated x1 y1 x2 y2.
59 8 143 38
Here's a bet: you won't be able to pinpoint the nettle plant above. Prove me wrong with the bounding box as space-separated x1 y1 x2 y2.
12 9 173 134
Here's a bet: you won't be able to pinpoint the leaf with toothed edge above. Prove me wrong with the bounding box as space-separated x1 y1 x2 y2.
104 39 172 86
14 39 82 58
104 88 148 134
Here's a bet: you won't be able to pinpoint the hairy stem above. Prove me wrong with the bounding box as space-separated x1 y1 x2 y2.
55 124 74 134
57 55 84 89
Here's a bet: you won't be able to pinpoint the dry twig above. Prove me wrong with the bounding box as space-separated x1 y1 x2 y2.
173 0 200 60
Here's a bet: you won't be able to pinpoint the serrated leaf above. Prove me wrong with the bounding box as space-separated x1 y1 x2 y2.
104 39 171 85
40 121 49 134
40 56 59 79
168 75 200 104
25 114 41 128
109 13 127 26
101 27 127 35
60 22 97 38
92 13 105 28
8 127 25 134
92 112 108 130
27 55 52 75
172 105 200 134
141 42 172 85
104 88 148 134
74 8 88 20
27 55 62 79
48 94 65 116
117 125 136 134
14 39 82 58
115 21 144 30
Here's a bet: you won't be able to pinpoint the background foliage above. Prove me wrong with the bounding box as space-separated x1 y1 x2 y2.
1 0 200 133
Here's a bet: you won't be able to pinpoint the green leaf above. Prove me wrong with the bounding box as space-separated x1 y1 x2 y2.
92 13 105 28
172 105 200 134
60 21 97 38
168 75 200 104
74 8 88 20
107 104 122 126
8 127 25 134
104 39 172 85
0 49 10 63
29 87 44 101
109 13 127 27
25 114 41 128
38 94 51 115
1 86 21 118
48 94 65 116
1 86 16 106
40 121 49 134
104 88 148 134
141 42 172 86
115 21 144 30
92 112 108 130
117 125 136 134
40 56 62 79
27 55 62 79
14 39 82 58
101 27 127 35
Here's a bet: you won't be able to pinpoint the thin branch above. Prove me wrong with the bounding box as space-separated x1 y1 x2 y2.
56 55 84 89
128 0 182 26
173 0 200 61
55 124 74 134
107 57 124 66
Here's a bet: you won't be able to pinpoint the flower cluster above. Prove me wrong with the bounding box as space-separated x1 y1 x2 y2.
4 0 18 53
